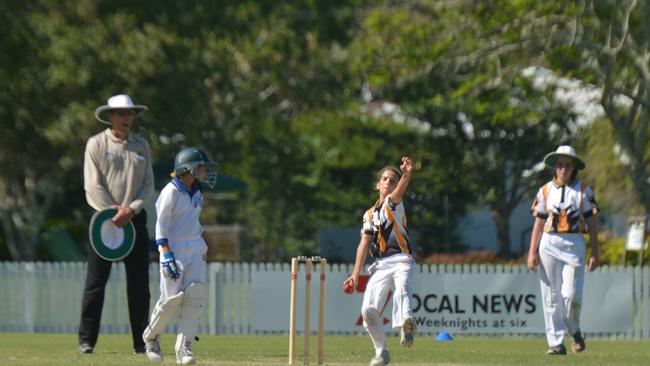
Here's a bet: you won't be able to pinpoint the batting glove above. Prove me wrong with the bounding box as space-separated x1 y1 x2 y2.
161 251 181 280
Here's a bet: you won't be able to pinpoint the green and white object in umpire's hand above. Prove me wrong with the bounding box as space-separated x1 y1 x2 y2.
89 208 135 261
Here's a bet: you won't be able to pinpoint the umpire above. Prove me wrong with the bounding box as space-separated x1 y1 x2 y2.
78 94 155 354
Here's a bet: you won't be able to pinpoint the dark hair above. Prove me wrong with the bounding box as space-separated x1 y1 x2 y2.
570 168 578 182
376 166 401 181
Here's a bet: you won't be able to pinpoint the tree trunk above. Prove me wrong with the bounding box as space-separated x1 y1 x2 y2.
603 94 650 217
491 208 512 258
627 155 650 216
1 210 21 260
0 173 57 260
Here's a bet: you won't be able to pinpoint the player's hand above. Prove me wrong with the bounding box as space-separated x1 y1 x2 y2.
161 251 181 280
587 255 599 271
344 274 359 290
111 205 135 228
527 252 538 271
400 156 413 175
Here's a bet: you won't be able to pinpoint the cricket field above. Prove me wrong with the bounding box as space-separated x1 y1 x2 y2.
1 333 648 365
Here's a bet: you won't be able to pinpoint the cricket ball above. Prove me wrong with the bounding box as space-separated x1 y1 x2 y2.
343 281 354 294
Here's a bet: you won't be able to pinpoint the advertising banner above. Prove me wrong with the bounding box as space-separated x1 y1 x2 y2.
252 267 633 334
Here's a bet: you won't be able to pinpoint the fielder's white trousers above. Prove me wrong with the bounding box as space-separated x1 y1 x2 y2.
537 233 585 347
361 253 415 356
155 237 207 349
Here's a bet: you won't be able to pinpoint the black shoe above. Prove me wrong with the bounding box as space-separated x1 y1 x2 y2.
571 332 586 353
133 346 145 354
78 343 93 354
546 344 567 355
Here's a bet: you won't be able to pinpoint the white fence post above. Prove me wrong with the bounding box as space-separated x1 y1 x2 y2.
24 262 35 333
641 266 650 339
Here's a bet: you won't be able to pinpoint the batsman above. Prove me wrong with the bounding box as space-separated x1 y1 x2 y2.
142 147 217 365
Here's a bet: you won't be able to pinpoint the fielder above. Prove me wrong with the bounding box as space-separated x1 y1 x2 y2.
343 156 417 366
528 145 599 355
142 147 217 365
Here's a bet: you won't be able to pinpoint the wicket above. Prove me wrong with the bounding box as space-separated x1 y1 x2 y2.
289 256 327 365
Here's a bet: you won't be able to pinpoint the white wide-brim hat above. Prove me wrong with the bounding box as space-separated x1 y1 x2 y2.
94 94 148 125
543 145 585 170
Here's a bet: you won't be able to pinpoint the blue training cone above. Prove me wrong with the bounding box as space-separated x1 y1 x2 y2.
435 332 453 341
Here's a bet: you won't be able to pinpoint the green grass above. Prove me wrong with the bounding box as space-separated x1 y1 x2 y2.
0 333 649 365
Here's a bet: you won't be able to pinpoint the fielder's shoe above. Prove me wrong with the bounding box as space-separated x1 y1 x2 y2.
134 346 146 354
400 317 416 348
176 344 197 365
78 342 93 354
369 349 390 366
144 337 163 362
546 344 567 355
571 331 586 353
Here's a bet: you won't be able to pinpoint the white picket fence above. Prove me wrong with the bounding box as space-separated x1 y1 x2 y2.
0 262 648 339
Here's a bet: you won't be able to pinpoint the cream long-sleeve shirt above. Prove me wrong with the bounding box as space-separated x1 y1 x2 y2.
84 128 154 213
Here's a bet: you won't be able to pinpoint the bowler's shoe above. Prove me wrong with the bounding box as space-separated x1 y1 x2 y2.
571 332 586 353
546 344 567 355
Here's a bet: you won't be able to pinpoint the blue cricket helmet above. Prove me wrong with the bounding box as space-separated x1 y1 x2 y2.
173 147 217 188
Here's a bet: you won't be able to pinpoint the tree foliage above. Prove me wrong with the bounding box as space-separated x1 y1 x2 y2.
3 0 642 261
544 0 650 217
343 1 582 256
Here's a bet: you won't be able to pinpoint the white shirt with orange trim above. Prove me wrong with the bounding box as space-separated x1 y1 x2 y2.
531 179 599 234
362 196 412 257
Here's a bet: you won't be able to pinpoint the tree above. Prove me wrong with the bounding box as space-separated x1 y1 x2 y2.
0 1 79 259
456 76 577 256
0 1 177 259
547 0 650 216
344 1 580 256
0 0 375 260
291 104 472 256
581 118 642 215
5 0 624 262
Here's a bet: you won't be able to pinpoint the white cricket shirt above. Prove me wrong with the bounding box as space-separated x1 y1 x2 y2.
531 179 599 233
362 196 412 257
155 178 204 245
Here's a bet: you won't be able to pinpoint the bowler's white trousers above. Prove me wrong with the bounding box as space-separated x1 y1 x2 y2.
537 232 585 347
361 253 415 356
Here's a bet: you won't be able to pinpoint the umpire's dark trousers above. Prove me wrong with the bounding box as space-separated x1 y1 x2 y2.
78 210 150 351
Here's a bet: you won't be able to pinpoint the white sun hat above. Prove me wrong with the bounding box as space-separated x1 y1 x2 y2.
543 145 586 170
94 94 148 125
